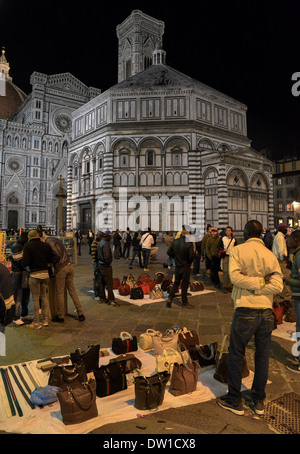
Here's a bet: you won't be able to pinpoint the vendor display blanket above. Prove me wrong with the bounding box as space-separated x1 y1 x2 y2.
0 347 259 434
113 289 215 306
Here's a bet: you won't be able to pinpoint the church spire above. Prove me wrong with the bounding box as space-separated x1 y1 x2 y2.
0 46 12 81
153 37 166 65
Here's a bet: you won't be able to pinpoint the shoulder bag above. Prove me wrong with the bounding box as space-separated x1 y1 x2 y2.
48 362 87 389
70 344 100 373
113 277 120 290
109 353 142 373
112 332 138 355
93 361 127 397
178 327 200 350
213 334 249 384
152 332 179 355
139 329 162 350
169 360 200 396
189 342 218 367
149 285 164 300
118 278 131 296
130 284 144 300
57 379 98 425
134 371 170 410
189 281 204 292
156 348 183 376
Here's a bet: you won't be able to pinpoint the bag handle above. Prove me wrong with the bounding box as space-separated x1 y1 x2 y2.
180 327 193 339
220 334 229 353
120 332 133 340
196 344 215 361
68 382 94 411
146 329 161 337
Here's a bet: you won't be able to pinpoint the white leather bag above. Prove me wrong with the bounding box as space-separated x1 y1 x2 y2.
152 332 179 356
156 348 183 376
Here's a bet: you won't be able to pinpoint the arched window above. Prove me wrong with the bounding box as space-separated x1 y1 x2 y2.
147 150 154 166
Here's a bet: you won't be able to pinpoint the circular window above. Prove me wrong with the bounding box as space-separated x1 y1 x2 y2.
8 159 21 172
55 114 72 133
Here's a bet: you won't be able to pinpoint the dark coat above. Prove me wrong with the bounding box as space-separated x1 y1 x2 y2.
167 235 195 269
0 263 15 326
22 238 59 273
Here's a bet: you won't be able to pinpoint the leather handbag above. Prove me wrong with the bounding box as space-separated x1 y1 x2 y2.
112 332 138 354
152 332 179 355
110 353 142 373
113 277 120 290
189 342 218 367
134 371 170 410
138 273 151 283
48 362 87 389
189 281 204 292
70 344 100 373
118 278 131 296
130 285 144 300
57 379 98 425
161 277 172 292
148 280 156 291
273 305 284 325
154 272 165 284
178 327 200 350
138 281 150 294
126 274 136 289
139 329 162 350
169 361 199 396
149 285 164 300
156 348 183 376
213 334 249 384
93 361 127 397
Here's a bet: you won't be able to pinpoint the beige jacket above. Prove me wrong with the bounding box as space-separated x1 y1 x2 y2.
229 238 283 309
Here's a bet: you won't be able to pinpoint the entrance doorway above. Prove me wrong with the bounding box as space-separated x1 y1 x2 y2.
8 210 18 231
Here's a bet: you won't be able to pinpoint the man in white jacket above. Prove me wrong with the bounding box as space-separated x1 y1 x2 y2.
217 220 283 416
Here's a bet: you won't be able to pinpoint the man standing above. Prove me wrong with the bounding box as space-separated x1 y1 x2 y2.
123 228 132 260
45 236 85 322
166 227 195 308
206 227 221 288
22 230 59 329
140 228 154 272
272 223 292 304
217 220 283 416
285 229 300 373
97 230 118 306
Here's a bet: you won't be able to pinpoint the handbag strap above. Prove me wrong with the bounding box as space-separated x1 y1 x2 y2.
196 344 215 361
68 382 94 411
146 329 161 337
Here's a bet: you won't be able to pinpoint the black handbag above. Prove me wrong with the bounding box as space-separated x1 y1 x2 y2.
134 371 170 410
93 361 127 397
48 362 87 390
189 342 218 367
130 285 144 300
70 344 100 373
112 332 138 355
110 353 142 373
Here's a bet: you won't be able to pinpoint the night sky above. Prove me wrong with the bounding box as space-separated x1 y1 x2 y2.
1 0 300 160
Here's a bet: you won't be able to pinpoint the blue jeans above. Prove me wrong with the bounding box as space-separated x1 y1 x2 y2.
227 307 275 404
293 297 300 363
142 248 151 268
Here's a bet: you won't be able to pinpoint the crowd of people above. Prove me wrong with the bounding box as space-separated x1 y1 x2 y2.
1 219 299 417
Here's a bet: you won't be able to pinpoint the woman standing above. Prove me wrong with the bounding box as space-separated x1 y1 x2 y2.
87 228 94 254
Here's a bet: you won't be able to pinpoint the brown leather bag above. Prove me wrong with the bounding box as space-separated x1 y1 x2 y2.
169 361 199 396
48 362 87 390
57 379 98 425
118 278 130 296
